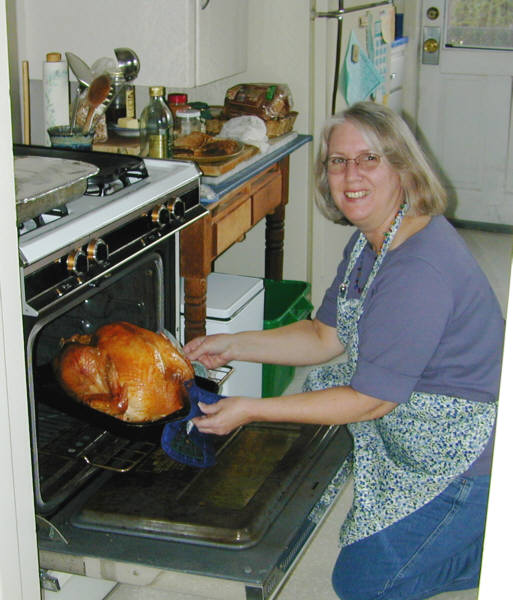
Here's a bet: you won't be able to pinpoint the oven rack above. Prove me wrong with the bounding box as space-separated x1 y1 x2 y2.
37 403 158 481
39 431 157 474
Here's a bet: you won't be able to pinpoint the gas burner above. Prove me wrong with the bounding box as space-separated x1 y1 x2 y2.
18 206 69 236
86 163 149 197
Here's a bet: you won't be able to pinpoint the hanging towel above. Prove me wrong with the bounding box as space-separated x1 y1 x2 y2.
341 31 384 106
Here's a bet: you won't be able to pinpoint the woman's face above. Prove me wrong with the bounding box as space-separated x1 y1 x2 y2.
327 121 404 237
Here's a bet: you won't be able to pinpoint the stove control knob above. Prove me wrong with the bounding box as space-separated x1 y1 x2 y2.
66 249 88 275
151 204 170 227
169 197 185 220
87 239 109 265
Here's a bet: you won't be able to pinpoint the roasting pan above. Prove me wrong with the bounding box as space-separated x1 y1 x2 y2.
33 363 217 441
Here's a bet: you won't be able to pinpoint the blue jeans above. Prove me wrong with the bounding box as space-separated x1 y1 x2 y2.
332 475 490 600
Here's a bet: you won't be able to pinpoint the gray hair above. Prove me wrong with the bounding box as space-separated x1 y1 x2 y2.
314 101 447 224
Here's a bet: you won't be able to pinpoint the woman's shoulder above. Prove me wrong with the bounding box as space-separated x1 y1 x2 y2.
397 215 474 268
389 216 500 309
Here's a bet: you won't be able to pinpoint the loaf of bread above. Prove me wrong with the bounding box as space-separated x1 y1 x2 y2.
223 84 293 120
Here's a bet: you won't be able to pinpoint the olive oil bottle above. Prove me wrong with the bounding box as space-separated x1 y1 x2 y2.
139 86 173 158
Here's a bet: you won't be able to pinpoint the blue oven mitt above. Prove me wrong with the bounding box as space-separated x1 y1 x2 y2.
161 379 224 468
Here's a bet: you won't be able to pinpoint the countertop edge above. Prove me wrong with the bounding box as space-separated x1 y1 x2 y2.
202 133 312 200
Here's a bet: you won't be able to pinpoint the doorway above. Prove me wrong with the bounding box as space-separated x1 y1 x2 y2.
415 0 513 229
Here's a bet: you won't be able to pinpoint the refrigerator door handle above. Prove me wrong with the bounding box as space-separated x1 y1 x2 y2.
312 0 391 19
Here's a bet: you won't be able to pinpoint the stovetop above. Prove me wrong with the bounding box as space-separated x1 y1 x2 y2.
14 145 202 268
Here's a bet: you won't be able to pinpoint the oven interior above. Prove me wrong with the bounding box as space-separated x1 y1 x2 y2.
29 247 174 514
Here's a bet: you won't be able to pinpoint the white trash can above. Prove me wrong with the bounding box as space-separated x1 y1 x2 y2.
181 272 264 397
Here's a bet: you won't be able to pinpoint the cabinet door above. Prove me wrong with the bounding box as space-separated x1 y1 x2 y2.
15 0 247 87
196 0 248 86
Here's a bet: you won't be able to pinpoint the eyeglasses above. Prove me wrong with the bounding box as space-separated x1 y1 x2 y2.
325 152 381 174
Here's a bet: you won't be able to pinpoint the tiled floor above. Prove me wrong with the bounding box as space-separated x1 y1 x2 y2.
105 228 512 600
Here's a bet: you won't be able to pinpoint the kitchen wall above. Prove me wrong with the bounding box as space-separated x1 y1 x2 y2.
7 0 419 308
8 0 314 291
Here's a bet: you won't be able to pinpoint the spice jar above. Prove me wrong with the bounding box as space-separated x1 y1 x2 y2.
175 108 205 137
167 93 189 118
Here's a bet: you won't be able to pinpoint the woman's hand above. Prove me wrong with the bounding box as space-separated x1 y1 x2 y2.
184 319 344 370
184 333 236 369
191 396 253 436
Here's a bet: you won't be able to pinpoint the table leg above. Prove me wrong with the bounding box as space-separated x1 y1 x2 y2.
183 277 207 343
265 204 286 280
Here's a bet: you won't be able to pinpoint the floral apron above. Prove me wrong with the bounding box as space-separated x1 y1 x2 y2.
303 205 497 547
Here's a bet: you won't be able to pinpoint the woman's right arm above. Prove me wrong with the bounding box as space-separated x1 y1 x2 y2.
184 318 344 370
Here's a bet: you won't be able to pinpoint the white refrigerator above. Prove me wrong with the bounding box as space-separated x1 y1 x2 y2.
309 0 396 310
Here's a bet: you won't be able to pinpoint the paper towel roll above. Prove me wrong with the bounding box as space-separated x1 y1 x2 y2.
43 52 70 145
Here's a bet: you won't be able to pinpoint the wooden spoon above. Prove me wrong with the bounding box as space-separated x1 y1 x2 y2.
82 74 112 134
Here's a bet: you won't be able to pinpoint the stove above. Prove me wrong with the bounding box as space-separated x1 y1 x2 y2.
15 145 353 599
15 145 205 273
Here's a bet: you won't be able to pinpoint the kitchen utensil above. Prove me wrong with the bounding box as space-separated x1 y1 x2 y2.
65 52 93 88
114 47 140 82
14 155 98 224
82 73 113 133
22 60 31 144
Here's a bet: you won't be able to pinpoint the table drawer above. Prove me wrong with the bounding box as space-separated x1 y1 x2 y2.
214 199 252 255
252 173 282 224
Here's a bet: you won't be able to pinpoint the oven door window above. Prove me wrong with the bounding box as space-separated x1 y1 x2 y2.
30 251 168 514
32 252 165 368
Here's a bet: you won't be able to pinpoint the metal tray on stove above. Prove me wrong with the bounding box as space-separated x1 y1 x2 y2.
33 363 215 441
14 155 99 224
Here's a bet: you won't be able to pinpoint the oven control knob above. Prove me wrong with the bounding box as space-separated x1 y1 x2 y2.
87 239 109 265
169 197 185 220
151 204 170 227
66 249 88 275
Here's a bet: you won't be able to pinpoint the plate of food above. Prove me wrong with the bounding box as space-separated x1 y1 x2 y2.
173 132 243 163
108 121 140 138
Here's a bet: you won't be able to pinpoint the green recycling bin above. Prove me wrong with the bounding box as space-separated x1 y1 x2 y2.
262 279 313 397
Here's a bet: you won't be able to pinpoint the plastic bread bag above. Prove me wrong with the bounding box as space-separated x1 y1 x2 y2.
219 116 269 153
223 83 294 120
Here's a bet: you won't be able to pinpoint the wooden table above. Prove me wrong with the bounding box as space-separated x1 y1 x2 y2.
180 134 311 343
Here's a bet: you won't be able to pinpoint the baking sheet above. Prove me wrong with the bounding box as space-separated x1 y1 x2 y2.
14 155 98 223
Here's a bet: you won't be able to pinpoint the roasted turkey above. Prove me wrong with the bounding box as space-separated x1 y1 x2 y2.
54 322 194 422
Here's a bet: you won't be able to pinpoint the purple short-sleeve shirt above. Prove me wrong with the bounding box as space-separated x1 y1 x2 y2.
315 216 504 475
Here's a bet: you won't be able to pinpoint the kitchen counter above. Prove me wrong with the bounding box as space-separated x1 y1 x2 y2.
180 133 312 343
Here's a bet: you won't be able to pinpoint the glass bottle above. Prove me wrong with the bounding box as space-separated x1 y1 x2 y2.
106 70 127 125
139 86 174 158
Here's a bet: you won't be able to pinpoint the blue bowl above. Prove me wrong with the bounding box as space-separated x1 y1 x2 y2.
47 126 94 151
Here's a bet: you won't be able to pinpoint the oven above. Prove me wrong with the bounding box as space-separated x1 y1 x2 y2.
15 145 352 599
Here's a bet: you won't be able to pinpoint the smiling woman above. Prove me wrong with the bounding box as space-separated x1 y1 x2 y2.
315 101 447 226
183 101 504 600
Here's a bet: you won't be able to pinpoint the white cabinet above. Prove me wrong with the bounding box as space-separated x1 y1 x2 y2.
15 0 248 87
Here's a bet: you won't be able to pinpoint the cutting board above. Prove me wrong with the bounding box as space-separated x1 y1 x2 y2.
197 144 259 177
93 136 258 176
93 134 141 156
